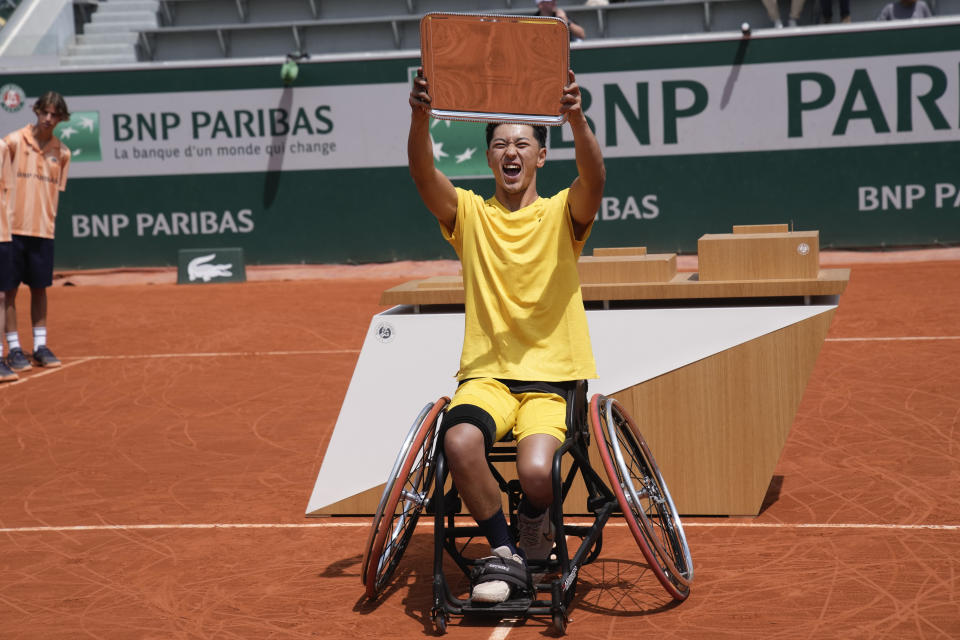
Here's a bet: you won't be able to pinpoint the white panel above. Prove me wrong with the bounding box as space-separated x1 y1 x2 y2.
587 304 835 395
306 303 835 514
305 309 463 514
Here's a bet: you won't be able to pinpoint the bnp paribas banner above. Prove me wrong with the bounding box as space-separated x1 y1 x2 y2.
0 18 957 268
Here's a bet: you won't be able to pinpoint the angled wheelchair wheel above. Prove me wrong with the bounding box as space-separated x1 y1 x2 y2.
590 394 693 601
362 396 449 599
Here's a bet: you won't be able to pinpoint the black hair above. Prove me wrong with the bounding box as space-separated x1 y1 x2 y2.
33 91 70 119
485 122 547 149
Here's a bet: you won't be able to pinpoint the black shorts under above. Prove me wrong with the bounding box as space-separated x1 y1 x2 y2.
7 234 55 289
0 241 13 291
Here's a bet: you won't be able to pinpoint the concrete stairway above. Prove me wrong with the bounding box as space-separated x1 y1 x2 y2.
62 0 158 66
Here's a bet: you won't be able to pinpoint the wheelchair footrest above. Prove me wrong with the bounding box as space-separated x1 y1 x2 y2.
461 597 534 615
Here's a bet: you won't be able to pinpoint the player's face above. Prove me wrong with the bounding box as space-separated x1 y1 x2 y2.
34 105 63 132
537 1 557 15
486 124 547 195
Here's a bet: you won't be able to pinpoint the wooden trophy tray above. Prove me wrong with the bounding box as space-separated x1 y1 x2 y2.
419 12 569 125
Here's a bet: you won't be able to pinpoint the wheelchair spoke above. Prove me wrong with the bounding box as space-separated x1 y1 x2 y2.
400 489 427 507
362 397 449 599
590 394 693 601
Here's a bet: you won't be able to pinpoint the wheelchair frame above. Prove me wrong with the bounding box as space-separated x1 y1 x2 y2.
361 381 693 635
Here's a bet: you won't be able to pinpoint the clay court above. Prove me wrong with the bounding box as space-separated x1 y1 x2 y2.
1 250 958 639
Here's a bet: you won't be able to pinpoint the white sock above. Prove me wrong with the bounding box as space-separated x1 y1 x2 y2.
33 327 47 349
5 332 19 351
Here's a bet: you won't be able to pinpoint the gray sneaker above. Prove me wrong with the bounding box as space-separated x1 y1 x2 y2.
0 360 18 382
517 510 556 562
6 347 32 371
32 345 61 368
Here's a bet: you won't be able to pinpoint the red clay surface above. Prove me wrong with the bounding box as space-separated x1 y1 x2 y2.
1 251 958 639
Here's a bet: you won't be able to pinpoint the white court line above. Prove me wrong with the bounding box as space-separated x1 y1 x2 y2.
827 336 960 342
68 348 360 360
4 358 91 387
3 337 954 390
488 621 520 640
0 350 361 389
1 521 957 534
682 522 960 530
55 337 960 361
4 337 950 389
11 337 959 368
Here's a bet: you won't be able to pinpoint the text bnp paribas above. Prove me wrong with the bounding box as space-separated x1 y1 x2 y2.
111 105 336 161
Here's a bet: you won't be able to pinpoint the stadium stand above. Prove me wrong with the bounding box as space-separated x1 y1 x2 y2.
0 0 74 66
1 0 958 66
66 0 158 65
137 0 960 62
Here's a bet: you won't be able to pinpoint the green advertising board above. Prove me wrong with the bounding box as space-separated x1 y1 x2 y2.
0 18 957 269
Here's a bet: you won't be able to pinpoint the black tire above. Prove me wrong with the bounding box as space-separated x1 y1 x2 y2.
361 397 449 599
590 394 693 601
432 608 448 634
552 611 567 635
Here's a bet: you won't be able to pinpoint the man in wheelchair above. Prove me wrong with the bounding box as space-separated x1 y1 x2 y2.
408 67 606 604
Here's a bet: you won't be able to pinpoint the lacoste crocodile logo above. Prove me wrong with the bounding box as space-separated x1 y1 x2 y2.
188 253 233 282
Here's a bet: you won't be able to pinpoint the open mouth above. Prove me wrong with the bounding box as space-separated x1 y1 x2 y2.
502 163 521 178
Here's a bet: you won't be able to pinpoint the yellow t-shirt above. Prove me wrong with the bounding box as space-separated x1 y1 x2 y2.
4 125 71 239
441 187 597 382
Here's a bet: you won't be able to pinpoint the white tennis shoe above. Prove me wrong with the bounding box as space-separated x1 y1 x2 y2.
471 546 525 603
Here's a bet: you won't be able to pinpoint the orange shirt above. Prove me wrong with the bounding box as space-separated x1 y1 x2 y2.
0 138 10 242
3 124 71 239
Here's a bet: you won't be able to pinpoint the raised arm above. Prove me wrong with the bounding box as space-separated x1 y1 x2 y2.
556 8 586 40
561 70 605 237
408 68 458 233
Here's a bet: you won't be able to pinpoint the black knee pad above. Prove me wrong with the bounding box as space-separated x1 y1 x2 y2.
441 404 497 455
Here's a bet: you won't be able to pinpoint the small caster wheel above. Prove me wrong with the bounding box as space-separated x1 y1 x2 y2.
552 611 567 635
431 608 448 634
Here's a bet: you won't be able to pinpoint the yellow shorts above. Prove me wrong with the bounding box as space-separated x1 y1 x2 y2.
446 378 569 446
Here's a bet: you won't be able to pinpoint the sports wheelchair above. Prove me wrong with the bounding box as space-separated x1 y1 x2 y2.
361 381 693 634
